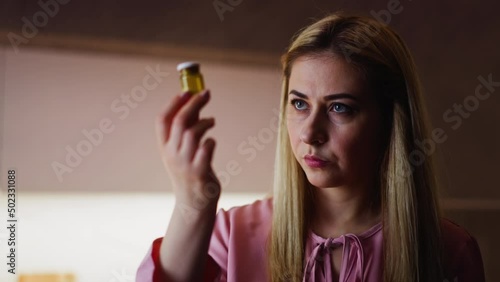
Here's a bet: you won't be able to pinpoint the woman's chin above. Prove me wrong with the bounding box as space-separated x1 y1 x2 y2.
300 163 344 187
305 173 343 189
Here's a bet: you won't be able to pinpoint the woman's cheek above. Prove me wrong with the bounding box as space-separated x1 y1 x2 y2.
287 128 300 152
333 129 364 158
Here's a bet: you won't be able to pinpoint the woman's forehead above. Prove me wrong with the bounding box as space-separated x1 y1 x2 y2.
288 55 369 100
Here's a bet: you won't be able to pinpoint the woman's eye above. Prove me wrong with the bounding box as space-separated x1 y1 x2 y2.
291 99 308 111
331 103 353 114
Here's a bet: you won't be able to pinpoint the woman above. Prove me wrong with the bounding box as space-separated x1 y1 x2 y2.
137 11 485 282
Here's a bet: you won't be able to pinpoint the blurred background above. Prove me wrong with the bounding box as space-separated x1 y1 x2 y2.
0 0 498 281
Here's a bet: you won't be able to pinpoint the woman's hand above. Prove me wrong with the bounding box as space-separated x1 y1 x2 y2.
155 89 221 210
155 90 221 281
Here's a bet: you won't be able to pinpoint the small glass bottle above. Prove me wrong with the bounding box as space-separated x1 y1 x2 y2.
176 61 205 94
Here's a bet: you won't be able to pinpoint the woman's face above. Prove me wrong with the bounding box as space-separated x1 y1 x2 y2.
286 54 385 189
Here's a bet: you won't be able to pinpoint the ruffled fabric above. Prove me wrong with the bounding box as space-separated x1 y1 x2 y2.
303 223 382 282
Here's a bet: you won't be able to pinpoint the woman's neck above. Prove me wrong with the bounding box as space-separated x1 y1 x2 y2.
309 183 381 239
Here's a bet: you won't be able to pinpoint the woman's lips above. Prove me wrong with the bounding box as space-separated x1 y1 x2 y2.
304 155 330 168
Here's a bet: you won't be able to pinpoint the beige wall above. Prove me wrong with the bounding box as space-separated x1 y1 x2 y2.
0 46 281 193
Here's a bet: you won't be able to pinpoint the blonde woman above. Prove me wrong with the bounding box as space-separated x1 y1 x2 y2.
137 11 485 282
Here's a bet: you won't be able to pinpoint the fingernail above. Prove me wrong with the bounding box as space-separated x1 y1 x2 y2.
202 89 210 98
181 91 191 99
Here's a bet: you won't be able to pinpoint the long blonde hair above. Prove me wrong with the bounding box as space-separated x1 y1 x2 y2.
268 11 443 282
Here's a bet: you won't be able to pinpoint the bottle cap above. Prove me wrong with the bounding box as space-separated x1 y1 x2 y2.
176 61 200 72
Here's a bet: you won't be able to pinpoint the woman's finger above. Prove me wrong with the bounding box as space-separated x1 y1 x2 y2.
179 117 215 161
169 90 210 150
156 91 192 147
193 137 216 173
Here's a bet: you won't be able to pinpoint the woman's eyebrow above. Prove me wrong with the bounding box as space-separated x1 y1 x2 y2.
289 89 358 101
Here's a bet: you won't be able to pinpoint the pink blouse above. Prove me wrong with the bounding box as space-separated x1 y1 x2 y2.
136 198 485 282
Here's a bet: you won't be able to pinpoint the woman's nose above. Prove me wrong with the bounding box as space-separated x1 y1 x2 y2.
299 111 328 145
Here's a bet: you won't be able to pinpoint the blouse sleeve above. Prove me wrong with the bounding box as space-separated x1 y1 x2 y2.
454 235 486 282
135 209 230 282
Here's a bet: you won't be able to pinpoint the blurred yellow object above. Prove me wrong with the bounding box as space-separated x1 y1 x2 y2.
18 273 75 282
177 61 205 94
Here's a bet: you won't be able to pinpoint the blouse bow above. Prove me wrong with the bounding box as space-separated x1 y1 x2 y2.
303 234 366 282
